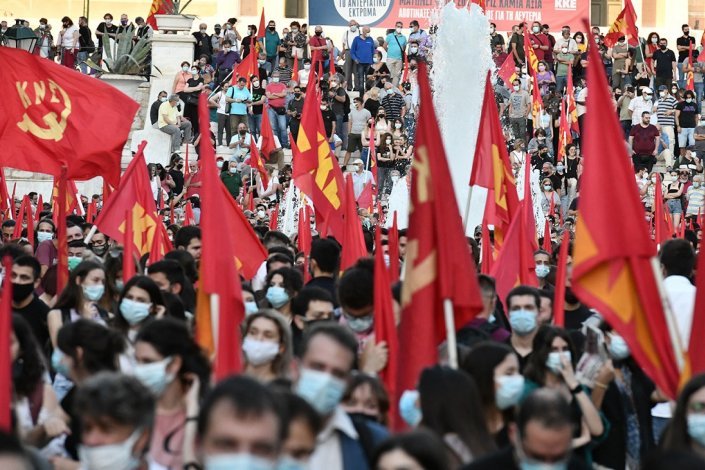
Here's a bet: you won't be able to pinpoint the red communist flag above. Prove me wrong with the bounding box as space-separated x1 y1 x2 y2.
257 8 266 40
373 227 399 428
556 99 573 161
293 64 346 238
497 52 517 86
572 28 680 399
387 212 401 284
566 67 580 135
146 0 174 29
470 73 520 249
259 105 279 161
603 0 639 47
340 176 368 272
552 238 570 327
94 141 164 259
398 62 483 395
653 174 671 246
197 94 246 380
248 138 270 189
0 48 137 188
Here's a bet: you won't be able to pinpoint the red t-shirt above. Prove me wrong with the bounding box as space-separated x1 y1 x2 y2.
629 124 660 154
265 82 287 108
529 33 550 61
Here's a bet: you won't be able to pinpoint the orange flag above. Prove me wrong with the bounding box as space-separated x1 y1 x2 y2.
552 238 570 327
340 177 367 272
373 227 399 428
0 256 12 431
572 29 680 399
603 0 639 47
490 200 539 304
93 141 163 258
196 94 246 380
397 62 483 395
293 61 345 238
470 73 520 249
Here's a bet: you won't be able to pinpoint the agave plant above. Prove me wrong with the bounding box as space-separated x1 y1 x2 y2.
85 25 156 76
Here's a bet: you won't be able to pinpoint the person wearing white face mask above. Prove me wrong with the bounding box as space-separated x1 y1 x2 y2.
523 326 606 456
463 342 524 448
114 276 166 348
133 318 211 469
71 372 154 470
508 78 531 141
589 322 657 470
686 173 705 217
265 267 303 323
195 376 284 470
241 310 292 383
297 323 389 469
341 20 361 91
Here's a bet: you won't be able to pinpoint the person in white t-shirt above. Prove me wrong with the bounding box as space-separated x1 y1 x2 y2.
59 16 79 69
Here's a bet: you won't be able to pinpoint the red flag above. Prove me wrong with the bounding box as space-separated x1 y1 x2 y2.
653 174 671 246
298 205 312 282
94 142 164 258
523 37 543 121
401 53 410 84
231 50 258 86
12 197 29 240
292 56 299 82
123 209 135 283
387 212 401 284
368 120 378 182
552 238 570 327
330 49 337 77
51 178 79 218
259 105 279 161
35 194 43 223
470 74 520 249
686 43 695 92
340 177 367 272
56 169 69 293
497 53 518 86
357 182 374 212
293 65 345 238
572 28 680 399
197 93 248 379
184 144 190 179
603 0 639 47
257 8 266 40
85 201 97 223
183 201 195 226
542 218 553 252
688 250 705 375
490 200 539 303
102 180 113 206
269 204 279 231
10 184 16 220
398 62 483 395
373 227 399 428
0 48 138 188
0 174 10 220
556 99 573 162
480 216 494 275
148 222 173 266
566 67 580 135
248 138 270 189
0 256 12 431
146 0 174 30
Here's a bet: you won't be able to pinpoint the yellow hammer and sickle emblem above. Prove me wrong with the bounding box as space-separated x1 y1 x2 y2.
313 131 341 209
16 79 72 142
401 240 437 307
119 204 158 254
410 145 432 213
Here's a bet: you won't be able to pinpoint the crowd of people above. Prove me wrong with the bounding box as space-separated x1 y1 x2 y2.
2 11 705 470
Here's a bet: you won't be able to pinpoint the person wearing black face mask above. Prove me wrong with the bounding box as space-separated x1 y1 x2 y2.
562 279 592 331
676 24 695 90
264 21 281 70
287 87 305 141
652 40 677 91
11 256 51 355
88 231 110 258
167 154 186 195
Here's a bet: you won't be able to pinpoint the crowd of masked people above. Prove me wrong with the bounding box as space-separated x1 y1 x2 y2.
0 183 703 470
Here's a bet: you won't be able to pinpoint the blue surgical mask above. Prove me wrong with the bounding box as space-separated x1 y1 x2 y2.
344 312 374 333
277 455 308 470
687 414 705 447
546 351 572 373
245 300 259 315
495 374 525 410
535 264 550 278
82 284 104 301
205 454 276 470
37 231 53 243
51 349 71 377
133 357 174 395
266 286 290 308
607 334 630 360
295 368 346 415
115 280 124 292
509 309 537 335
119 298 152 325
399 389 422 427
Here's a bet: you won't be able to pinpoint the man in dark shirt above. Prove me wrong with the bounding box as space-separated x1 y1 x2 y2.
287 85 305 141
305 238 340 306
11 256 50 353
150 90 168 126
192 22 212 60
509 22 526 65
652 38 677 90
629 111 660 172
320 100 337 140
676 24 696 89
489 23 505 50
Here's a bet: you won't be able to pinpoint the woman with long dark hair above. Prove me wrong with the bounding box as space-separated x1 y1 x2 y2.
134 318 211 469
417 366 496 467
112 275 166 344
462 341 523 448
